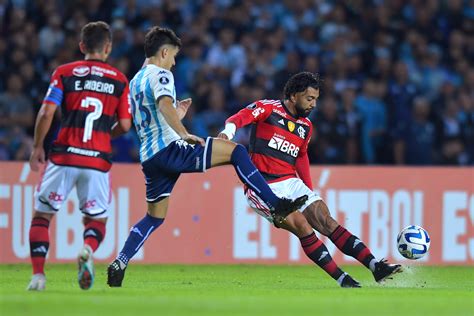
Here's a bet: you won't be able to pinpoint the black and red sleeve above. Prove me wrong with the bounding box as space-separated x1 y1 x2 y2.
226 101 273 129
296 122 313 189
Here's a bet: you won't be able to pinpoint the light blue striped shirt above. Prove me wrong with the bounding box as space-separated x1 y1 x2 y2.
129 64 180 162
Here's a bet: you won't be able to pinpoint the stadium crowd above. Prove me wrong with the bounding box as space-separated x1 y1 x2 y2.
0 0 473 165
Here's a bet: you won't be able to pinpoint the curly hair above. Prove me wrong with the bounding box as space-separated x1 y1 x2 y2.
144 27 182 58
283 72 321 99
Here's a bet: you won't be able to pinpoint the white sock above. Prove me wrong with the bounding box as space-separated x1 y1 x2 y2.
337 272 348 285
369 258 377 272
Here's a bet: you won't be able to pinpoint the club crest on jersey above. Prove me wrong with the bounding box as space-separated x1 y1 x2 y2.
73 66 90 77
159 76 170 85
287 121 295 132
297 126 306 138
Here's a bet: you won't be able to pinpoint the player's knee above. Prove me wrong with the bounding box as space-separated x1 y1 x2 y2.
232 143 246 154
33 211 54 221
83 216 107 225
229 143 246 163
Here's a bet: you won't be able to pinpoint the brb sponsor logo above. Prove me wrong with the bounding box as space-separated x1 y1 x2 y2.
267 134 299 157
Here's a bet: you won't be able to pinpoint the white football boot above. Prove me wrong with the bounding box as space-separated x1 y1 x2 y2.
77 245 94 290
26 273 46 291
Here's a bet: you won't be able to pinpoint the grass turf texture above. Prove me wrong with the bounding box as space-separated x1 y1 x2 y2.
0 264 472 316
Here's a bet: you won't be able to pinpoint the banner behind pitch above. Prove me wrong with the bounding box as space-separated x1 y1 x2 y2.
0 162 473 265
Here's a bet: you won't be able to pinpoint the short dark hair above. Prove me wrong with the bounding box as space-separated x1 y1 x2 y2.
283 72 321 99
80 21 112 53
144 27 182 58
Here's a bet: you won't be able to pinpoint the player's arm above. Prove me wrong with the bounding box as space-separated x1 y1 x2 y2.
295 154 313 190
218 101 270 140
30 70 63 172
112 80 132 138
158 96 204 145
151 69 203 145
176 98 192 120
295 124 313 189
30 103 56 171
111 119 132 138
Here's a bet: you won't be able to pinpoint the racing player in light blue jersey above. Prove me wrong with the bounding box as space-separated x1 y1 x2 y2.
107 27 308 287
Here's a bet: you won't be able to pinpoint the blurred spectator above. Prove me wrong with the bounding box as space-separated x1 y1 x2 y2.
176 38 205 95
192 83 228 138
0 74 33 131
340 88 360 163
437 100 467 165
355 79 387 164
0 74 34 159
458 90 474 164
310 95 351 164
394 97 437 165
38 14 65 57
388 61 418 128
206 28 246 87
109 19 132 59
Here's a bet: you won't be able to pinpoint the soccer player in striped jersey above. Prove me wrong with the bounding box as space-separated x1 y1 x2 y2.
27 22 132 291
107 27 307 287
218 72 402 287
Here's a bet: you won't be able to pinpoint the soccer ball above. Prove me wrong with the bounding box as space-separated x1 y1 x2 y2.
397 225 431 260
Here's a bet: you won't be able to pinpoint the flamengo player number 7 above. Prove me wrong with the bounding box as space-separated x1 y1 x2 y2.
81 96 104 142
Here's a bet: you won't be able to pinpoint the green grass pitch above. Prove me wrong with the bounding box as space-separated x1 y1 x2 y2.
0 264 472 316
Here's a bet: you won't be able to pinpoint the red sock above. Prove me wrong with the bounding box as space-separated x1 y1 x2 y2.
300 232 345 281
29 217 50 275
83 219 106 252
330 225 376 270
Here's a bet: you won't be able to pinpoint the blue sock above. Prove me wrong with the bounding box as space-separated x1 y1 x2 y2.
230 144 279 209
117 214 164 266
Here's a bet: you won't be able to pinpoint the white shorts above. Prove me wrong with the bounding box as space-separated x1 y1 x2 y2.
34 162 111 218
246 177 322 224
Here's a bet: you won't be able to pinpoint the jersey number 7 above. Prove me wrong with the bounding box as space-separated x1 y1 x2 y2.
81 96 103 143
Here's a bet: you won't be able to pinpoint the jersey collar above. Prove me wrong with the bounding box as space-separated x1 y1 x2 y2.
84 58 107 63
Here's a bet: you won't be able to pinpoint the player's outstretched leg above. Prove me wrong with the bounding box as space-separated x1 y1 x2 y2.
213 141 307 218
279 212 360 288
329 225 402 282
300 232 361 288
78 218 106 290
303 201 402 283
27 215 51 291
108 213 165 287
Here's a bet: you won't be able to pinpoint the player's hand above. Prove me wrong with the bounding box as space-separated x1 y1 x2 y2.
183 134 205 146
177 98 192 120
29 147 45 172
217 133 228 140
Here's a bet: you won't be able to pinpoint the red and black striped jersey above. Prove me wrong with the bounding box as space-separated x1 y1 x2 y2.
43 60 131 172
226 99 312 183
